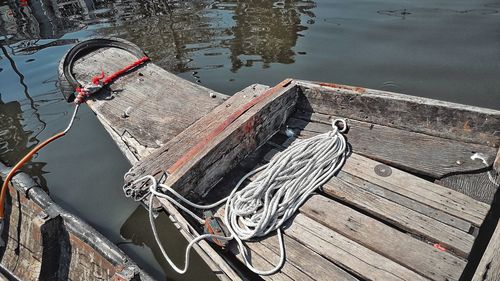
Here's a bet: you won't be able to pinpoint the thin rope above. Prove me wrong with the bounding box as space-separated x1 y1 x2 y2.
124 119 349 275
471 153 499 187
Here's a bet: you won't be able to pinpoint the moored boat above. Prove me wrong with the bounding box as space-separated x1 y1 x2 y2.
1 37 498 281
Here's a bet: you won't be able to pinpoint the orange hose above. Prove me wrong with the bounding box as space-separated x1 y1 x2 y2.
0 131 66 219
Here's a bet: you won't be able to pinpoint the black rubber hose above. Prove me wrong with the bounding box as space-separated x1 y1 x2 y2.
58 37 147 102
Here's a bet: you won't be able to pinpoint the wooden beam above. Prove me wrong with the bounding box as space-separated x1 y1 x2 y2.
473 220 500 281
159 79 298 197
295 80 500 148
289 112 497 178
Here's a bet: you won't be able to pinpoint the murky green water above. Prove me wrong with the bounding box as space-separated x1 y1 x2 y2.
1 0 499 280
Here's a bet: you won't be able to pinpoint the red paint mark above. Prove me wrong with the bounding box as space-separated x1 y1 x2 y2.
167 79 294 175
243 117 255 134
433 243 446 251
318 82 366 94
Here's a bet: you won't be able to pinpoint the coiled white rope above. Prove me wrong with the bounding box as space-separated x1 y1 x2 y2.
123 119 349 275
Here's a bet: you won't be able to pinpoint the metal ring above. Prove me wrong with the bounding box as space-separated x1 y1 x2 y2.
332 118 347 133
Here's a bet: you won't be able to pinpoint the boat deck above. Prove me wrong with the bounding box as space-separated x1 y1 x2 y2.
202 88 492 281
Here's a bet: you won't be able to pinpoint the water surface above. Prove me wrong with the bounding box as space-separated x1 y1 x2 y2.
1 0 499 280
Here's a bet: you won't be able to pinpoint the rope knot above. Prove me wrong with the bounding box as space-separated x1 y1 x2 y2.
74 85 102 104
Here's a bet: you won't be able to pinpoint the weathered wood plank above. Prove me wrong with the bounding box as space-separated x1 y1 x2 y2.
342 153 490 227
336 171 471 232
289 111 498 178
162 80 298 196
257 233 358 281
125 84 270 195
323 176 474 257
288 214 428 281
295 80 500 147
473 220 500 281
72 47 227 162
301 195 466 281
436 172 499 204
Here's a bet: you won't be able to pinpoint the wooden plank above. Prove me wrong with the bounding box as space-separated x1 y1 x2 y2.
436 172 498 204
162 80 298 196
289 111 498 178
473 220 500 281
288 214 428 281
301 195 466 281
71 47 227 162
125 84 271 195
295 80 500 147
337 171 472 232
323 176 474 257
257 233 358 281
340 153 490 227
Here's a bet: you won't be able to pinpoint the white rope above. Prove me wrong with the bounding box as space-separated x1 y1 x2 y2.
124 119 349 275
471 153 499 187
63 104 79 134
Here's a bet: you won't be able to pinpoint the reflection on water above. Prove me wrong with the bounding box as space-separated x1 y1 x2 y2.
225 0 314 71
0 99 47 188
1 0 500 280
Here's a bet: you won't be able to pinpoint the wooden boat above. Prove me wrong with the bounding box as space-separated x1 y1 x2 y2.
2 38 499 280
0 162 153 280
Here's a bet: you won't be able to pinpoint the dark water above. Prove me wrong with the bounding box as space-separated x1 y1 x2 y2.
0 0 499 280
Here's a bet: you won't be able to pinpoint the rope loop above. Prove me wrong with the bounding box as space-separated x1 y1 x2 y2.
332 118 348 133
